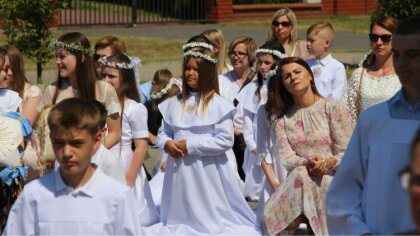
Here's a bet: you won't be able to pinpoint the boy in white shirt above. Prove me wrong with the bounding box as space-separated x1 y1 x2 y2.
306 23 347 99
4 98 142 235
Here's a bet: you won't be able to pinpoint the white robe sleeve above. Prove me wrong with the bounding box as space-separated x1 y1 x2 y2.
156 119 174 151
326 120 371 234
129 102 149 139
256 107 271 165
186 116 234 156
3 192 35 235
243 109 256 151
115 189 143 235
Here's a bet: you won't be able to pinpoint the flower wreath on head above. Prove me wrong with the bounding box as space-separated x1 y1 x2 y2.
49 40 94 55
182 42 213 52
255 48 288 60
265 66 278 80
151 78 179 99
184 51 217 64
101 55 136 69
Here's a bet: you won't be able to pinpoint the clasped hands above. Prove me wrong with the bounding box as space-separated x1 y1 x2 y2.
303 156 335 176
164 140 188 158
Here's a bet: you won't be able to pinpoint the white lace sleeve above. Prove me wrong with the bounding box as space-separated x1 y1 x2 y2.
98 81 121 116
342 68 362 123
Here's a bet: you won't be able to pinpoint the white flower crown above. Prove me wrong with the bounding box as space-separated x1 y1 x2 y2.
265 66 278 80
101 55 136 69
151 78 178 99
182 42 213 52
358 50 372 68
184 51 217 64
255 48 287 59
50 40 93 55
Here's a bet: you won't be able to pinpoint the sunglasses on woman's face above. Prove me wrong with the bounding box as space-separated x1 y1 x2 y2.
93 53 106 62
369 33 392 43
272 20 292 28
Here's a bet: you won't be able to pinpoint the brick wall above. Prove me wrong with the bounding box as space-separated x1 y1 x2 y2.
208 0 378 22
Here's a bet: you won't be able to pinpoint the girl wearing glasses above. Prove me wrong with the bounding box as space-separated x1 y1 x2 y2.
343 16 401 122
268 8 309 59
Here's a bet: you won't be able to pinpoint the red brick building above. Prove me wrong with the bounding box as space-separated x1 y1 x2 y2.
208 0 377 22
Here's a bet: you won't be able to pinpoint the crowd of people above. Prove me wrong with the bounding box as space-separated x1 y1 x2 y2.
0 7 419 235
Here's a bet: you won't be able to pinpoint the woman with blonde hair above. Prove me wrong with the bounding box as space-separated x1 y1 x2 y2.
268 8 309 59
202 29 233 74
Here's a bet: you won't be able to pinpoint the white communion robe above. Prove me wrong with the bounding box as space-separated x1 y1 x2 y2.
236 79 268 200
146 93 261 235
4 169 142 235
254 105 287 228
327 99 419 234
92 144 126 184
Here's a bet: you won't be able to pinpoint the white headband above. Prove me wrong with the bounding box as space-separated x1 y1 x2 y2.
101 55 136 69
265 66 278 80
255 48 288 59
151 78 177 99
182 42 213 52
184 51 217 64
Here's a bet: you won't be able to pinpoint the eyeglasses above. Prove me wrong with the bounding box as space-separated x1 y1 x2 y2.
1 65 10 72
369 33 392 43
399 166 420 190
272 20 292 28
228 51 248 59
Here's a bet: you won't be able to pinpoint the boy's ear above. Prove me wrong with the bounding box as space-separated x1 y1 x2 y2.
93 131 101 150
325 39 332 48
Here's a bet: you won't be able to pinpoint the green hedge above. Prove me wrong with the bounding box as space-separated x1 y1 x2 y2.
372 0 420 22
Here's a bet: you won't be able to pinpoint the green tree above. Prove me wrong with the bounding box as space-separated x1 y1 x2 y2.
0 0 68 84
372 0 420 22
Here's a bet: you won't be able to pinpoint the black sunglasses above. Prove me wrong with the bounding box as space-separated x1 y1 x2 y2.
272 20 292 28
369 33 392 43
93 53 106 61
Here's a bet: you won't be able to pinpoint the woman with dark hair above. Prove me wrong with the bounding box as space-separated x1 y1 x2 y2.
343 16 401 122
236 40 286 202
40 32 121 168
146 48 259 234
263 57 353 235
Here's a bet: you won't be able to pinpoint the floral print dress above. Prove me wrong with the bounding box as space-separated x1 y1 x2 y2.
264 98 353 235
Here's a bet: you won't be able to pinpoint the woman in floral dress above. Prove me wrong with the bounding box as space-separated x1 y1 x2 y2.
263 57 353 235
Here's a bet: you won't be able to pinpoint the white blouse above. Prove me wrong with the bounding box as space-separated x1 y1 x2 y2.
343 67 401 122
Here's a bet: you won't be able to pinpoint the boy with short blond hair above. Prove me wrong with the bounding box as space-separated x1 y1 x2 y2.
306 22 347 99
4 98 141 235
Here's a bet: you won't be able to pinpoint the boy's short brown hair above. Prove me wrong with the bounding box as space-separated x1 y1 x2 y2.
307 23 335 42
48 98 101 137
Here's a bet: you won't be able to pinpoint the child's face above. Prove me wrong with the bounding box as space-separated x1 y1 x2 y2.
55 48 77 79
256 54 275 78
101 67 121 92
51 129 100 178
1 56 13 89
307 31 328 58
184 58 199 91
0 61 6 88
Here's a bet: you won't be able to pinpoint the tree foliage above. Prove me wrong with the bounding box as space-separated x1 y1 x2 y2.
372 0 420 22
0 0 68 84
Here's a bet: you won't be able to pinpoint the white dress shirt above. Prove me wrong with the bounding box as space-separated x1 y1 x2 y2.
306 54 347 99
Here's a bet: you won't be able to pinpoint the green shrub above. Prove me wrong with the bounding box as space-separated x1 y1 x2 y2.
372 0 420 22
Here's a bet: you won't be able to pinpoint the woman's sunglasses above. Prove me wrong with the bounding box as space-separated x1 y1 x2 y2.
272 20 292 28
369 33 392 43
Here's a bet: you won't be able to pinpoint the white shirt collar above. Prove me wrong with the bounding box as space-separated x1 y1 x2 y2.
318 53 332 66
54 167 101 197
